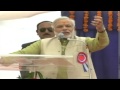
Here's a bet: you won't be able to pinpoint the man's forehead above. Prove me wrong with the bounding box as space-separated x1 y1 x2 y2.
55 22 73 27
38 22 52 27
55 19 72 25
57 19 71 23
39 22 52 25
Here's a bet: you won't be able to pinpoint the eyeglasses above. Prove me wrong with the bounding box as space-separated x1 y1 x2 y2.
39 27 53 32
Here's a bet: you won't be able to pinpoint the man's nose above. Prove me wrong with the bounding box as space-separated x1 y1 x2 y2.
45 29 49 33
63 26 67 29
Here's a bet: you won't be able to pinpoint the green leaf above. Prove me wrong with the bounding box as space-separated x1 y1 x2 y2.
25 72 34 79
36 71 44 79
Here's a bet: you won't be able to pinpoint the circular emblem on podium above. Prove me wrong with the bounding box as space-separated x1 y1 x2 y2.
77 52 87 64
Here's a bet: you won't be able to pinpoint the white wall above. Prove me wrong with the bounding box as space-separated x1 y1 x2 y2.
0 11 61 79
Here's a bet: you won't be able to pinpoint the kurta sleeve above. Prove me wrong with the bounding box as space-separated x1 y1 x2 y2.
86 31 110 52
11 40 41 54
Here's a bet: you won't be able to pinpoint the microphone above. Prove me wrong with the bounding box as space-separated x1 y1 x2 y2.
58 32 66 40
58 32 77 40
57 32 78 40
58 32 86 44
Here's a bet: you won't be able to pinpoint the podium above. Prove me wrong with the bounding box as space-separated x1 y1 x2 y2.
0 54 92 79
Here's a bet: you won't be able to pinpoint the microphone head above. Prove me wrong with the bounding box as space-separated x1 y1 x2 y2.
58 32 66 39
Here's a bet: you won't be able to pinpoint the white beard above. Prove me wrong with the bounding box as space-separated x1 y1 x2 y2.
54 30 76 39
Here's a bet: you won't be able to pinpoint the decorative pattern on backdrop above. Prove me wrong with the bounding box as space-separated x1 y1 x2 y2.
96 11 102 16
69 11 75 20
117 11 120 31
108 11 113 31
67 11 119 32
83 11 89 32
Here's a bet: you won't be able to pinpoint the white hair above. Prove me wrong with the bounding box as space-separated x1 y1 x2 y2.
52 16 75 27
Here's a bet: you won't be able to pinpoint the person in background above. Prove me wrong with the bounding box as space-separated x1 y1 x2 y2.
20 21 55 79
22 21 55 48
0 16 109 79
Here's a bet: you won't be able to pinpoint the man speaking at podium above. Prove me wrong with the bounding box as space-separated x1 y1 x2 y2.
0 16 109 79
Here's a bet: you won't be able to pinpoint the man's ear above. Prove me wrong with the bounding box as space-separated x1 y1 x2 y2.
36 30 39 35
36 30 38 33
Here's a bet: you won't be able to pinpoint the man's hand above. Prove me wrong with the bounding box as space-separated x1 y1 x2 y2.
91 16 106 33
0 57 32 66
0 57 15 66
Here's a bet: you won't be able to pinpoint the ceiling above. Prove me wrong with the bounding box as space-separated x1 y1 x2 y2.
0 11 56 21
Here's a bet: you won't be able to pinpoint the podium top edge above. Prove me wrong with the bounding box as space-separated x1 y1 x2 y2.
0 54 73 58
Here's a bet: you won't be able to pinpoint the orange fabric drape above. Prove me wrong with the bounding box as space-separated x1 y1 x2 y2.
97 11 102 16
108 11 113 31
83 11 89 32
117 11 120 31
69 11 75 20
68 11 120 32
